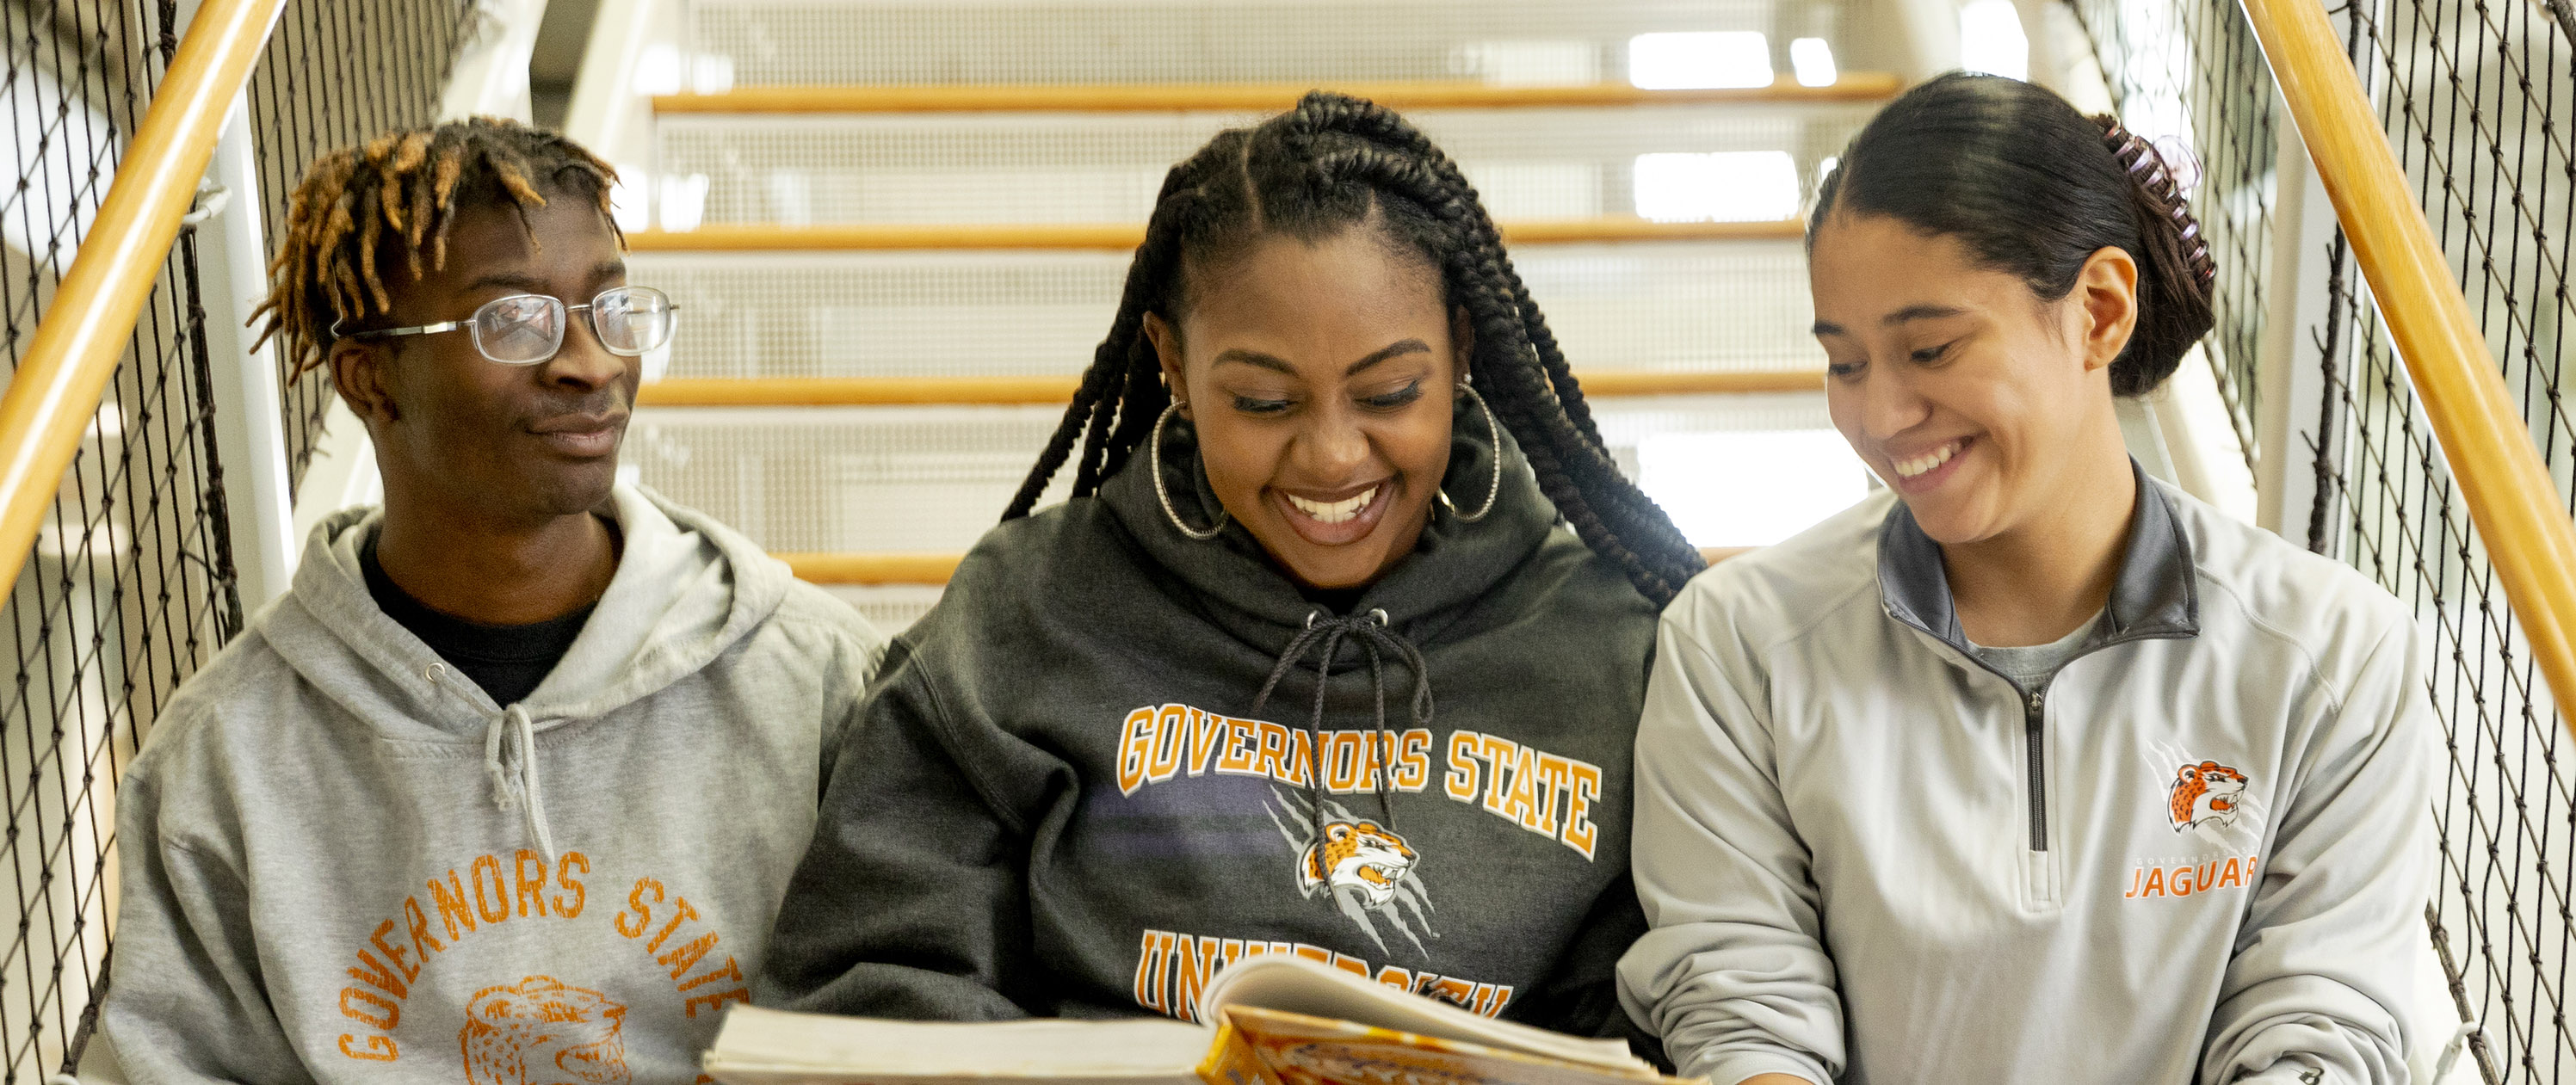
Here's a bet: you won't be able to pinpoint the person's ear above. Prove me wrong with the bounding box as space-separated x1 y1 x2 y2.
1449 305 1474 387
330 336 399 428
1143 311 1188 417
2073 246 2140 375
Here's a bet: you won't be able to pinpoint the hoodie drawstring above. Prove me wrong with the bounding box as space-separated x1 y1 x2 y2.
430 663 560 861
1249 609 1434 852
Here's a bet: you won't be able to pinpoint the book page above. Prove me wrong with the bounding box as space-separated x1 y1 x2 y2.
1219 1007 1673 1085
1196 957 1647 1073
704 1006 1211 1085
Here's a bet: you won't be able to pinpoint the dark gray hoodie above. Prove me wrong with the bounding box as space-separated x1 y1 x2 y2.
760 415 1659 1038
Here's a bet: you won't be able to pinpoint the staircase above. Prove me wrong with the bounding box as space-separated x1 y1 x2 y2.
597 0 1890 632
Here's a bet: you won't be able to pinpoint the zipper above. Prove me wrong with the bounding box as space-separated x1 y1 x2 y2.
2023 683 2048 852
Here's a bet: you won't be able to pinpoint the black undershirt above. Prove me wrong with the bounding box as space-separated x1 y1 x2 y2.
360 523 608 706
1297 583 1368 615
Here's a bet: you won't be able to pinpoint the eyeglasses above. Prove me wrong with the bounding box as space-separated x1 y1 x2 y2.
335 287 679 365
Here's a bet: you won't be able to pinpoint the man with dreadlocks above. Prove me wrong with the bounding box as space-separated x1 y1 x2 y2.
100 117 886 1083
761 93 1702 1045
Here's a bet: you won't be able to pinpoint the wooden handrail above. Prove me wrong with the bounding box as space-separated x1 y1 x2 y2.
629 219 1804 253
2243 0 2576 724
636 370 1822 408
0 0 285 596
785 546 1751 585
654 76 1904 115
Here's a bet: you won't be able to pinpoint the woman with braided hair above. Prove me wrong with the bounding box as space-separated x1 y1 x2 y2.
762 92 1696 1043
1621 72 2437 1084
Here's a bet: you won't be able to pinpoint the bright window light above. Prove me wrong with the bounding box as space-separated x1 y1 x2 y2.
1959 0 2031 81
1817 155 1841 187
657 173 709 231
1634 151 1801 223
1639 430 1873 547
1789 38 1838 87
1628 32 1773 89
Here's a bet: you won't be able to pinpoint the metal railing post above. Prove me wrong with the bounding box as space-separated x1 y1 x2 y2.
189 94 295 607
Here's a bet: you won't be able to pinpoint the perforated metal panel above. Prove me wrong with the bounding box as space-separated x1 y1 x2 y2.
652 106 1869 225
624 392 1842 554
689 0 1844 87
630 242 1824 379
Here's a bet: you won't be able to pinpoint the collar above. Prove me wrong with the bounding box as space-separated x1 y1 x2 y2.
1875 458 2199 657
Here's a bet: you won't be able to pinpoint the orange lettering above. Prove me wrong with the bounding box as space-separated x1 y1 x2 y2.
1217 720 1260 774
368 918 418 984
658 931 721 979
1529 754 1572 835
649 898 704 953
347 947 407 1000
1395 729 1432 791
337 1033 397 1062
1171 936 1227 1024
1329 953 1370 977
1443 731 1481 800
678 957 744 993
1323 732 1359 792
1252 722 1291 783
402 896 442 959
340 987 398 1030
553 851 590 918
427 871 477 940
617 878 664 938
2126 866 2143 898
2219 858 2243 888
514 850 550 918
2196 861 2219 895
469 855 510 924
1375 965 1415 990
1134 930 1175 1013
1503 745 1541 829
2141 866 2166 897
2171 866 2196 897
1476 735 1519 815
1116 708 1155 795
1185 708 1226 775
1149 706 1188 784
1562 761 1603 858
683 987 751 1018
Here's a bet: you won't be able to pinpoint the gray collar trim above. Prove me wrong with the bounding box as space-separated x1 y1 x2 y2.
1875 459 2200 657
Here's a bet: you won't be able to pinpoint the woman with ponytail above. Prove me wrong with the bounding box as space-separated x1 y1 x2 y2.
758 92 1700 1042
1619 73 2436 1083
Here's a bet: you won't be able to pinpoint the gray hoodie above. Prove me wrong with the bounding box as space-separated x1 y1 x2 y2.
102 485 886 1084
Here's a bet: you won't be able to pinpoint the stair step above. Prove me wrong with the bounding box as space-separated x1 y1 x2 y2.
621 394 1850 555
687 0 1850 89
634 371 1823 408
628 219 1804 252
654 77 1900 114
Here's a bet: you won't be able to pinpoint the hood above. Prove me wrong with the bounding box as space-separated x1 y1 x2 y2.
263 484 789 735
257 484 793 857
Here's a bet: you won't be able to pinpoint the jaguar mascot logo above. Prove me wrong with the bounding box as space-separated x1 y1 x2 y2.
2170 761 2251 834
1299 820 1418 908
1267 789 1438 958
459 976 631 1085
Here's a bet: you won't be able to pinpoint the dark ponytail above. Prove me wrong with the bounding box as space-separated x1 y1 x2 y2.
1809 71 2217 396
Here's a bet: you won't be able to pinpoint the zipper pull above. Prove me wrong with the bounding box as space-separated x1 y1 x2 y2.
2027 686 2046 718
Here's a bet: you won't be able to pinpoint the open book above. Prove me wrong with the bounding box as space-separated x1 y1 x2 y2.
703 955 1689 1085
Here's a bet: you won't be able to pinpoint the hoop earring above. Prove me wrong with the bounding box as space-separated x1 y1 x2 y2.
1440 385 1501 522
1152 401 1228 540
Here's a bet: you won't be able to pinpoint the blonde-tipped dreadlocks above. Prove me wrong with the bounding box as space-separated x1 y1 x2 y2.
249 116 622 379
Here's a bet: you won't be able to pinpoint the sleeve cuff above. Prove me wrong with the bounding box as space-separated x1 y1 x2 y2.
1691 1050 1835 1085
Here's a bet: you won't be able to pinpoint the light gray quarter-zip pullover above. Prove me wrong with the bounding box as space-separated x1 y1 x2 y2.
103 485 886 1084
1618 467 2437 1084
